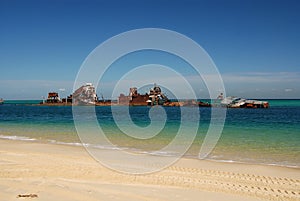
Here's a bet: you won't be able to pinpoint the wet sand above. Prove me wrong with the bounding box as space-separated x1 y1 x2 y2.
0 139 299 201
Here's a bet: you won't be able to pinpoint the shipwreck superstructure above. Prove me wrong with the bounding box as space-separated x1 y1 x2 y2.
42 83 98 105
46 92 61 103
147 84 169 106
72 83 97 105
118 84 169 106
119 87 149 106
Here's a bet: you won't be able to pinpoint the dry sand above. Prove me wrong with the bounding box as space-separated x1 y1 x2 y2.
0 139 299 201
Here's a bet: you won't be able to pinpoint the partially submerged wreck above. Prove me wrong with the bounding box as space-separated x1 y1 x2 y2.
42 83 99 106
118 84 211 107
220 96 269 108
119 84 169 106
72 83 97 105
46 92 61 103
41 83 269 108
147 84 169 106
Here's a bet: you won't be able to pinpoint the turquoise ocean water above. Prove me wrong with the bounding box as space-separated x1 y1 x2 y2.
0 99 299 168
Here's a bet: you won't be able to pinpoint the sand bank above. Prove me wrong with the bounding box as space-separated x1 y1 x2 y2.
0 139 299 201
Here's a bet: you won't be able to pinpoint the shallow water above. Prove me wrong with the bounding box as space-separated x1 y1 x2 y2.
0 100 299 168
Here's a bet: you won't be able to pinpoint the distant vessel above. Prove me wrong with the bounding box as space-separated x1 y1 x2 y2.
220 96 269 108
0 98 4 105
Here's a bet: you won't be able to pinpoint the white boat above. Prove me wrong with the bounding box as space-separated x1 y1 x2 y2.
221 96 269 108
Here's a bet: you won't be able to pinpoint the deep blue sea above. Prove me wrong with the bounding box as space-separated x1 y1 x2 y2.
0 99 299 168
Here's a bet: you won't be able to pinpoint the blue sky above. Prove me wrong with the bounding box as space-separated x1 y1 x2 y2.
0 0 299 99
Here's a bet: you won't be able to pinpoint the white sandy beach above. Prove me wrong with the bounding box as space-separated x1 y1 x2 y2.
0 139 299 201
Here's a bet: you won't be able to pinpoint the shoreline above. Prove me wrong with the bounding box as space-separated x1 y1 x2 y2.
0 139 299 201
0 134 299 170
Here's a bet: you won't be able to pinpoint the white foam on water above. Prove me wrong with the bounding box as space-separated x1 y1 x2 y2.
0 135 36 141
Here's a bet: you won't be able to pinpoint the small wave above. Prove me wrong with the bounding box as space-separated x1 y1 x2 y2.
262 162 300 169
47 140 179 156
47 140 128 151
48 140 88 147
0 135 36 141
206 158 300 169
148 150 180 157
92 144 127 151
